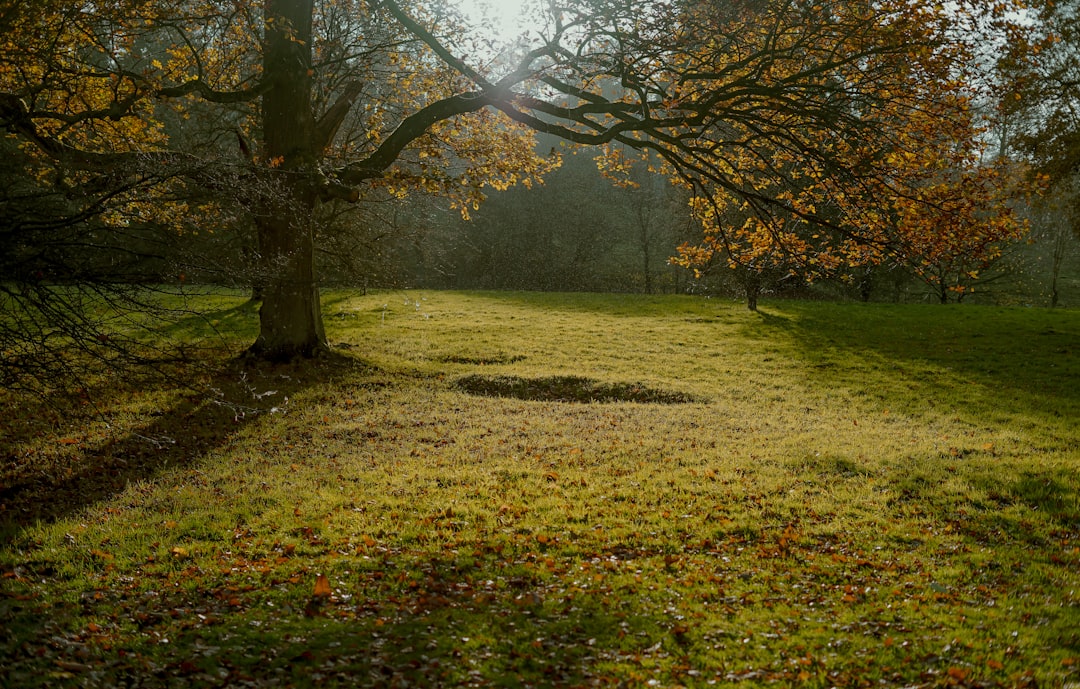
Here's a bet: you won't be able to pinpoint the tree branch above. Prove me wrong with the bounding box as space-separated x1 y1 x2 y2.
157 78 272 103
315 80 364 153
338 90 497 183
377 0 492 89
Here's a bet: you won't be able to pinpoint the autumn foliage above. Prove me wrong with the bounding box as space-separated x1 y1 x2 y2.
665 0 1045 304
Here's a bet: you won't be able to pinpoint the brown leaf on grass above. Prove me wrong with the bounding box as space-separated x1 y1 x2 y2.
313 574 332 598
947 667 970 681
304 575 332 617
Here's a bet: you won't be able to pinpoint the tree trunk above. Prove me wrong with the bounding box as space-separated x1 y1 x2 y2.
858 266 873 302
640 223 653 294
745 271 760 311
249 191 326 360
247 0 328 360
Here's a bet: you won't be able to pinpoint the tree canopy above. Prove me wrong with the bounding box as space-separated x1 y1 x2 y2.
0 0 1047 369
1003 0 1080 182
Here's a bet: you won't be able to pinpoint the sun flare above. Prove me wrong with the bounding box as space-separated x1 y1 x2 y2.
456 0 535 42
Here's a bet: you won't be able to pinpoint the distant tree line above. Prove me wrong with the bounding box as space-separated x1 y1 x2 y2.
308 145 1080 307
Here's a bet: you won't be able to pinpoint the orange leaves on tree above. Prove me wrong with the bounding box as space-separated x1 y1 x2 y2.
667 0 1041 296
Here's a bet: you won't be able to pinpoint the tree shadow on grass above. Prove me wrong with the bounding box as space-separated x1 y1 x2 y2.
0 351 368 533
1 543 691 688
745 301 1080 536
743 301 1080 428
149 294 260 345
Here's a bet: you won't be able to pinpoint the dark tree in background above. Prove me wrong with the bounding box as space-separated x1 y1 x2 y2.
429 140 690 293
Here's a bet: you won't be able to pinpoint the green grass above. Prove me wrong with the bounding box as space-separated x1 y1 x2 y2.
2 290 1078 687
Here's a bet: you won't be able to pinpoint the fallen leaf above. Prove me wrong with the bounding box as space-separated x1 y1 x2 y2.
947 667 969 681
313 574 332 598
55 661 92 672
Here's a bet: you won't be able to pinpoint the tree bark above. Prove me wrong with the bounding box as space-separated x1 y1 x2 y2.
249 190 326 360
247 0 328 360
745 271 760 311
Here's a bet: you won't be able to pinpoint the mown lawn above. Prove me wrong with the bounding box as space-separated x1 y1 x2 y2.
1 290 1078 688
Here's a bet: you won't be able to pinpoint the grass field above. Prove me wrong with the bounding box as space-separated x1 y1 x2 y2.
2 290 1078 688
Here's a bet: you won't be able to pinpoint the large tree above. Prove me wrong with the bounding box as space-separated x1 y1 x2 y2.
0 0 1039 363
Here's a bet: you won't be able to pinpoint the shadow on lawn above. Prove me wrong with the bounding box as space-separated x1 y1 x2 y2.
1 543 685 688
71 546 678 688
745 301 1080 428
0 350 364 532
748 301 1080 532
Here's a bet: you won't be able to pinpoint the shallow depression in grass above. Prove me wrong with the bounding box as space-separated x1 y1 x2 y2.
451 373 704 404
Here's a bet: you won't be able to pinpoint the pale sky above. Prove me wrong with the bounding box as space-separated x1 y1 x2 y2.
456 0 534 42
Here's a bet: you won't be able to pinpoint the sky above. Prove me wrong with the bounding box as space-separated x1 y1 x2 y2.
455 0 534 42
